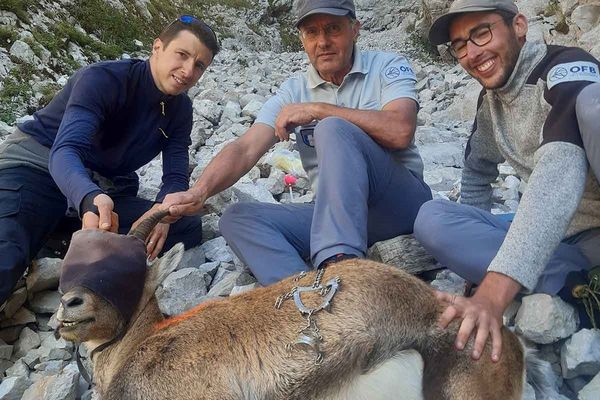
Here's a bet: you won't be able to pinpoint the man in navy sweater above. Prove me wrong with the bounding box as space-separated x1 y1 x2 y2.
0 16 219 308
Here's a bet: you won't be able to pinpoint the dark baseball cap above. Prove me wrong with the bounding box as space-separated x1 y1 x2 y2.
294 0 356 27
429 0 518 45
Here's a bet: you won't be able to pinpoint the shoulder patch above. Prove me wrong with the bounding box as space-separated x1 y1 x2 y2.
547 61 600 89
382 63 416 83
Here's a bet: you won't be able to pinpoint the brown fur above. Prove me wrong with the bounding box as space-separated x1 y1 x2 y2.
57 247 524 400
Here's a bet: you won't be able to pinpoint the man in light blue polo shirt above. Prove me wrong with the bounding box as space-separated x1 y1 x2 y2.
164 0 432 284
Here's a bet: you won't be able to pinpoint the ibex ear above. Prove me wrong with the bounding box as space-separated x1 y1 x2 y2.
150 242 185 288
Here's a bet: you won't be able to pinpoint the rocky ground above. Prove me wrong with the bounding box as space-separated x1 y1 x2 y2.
1 0 600 399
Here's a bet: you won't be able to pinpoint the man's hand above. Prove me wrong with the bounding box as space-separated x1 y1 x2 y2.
435 272 521 363
131 204 171 260
436 290 504 362
274 103 319 141
82 193 118 232
162 188 206 219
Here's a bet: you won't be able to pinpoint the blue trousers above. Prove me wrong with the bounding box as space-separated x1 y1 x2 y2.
220 117 432 285
0 165 203 304
413 199 598 295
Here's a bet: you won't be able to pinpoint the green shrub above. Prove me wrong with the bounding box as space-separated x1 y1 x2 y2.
0 0 34 23
0 26 17 47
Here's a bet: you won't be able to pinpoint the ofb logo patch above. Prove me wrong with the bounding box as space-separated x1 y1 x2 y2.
383 64 415 83
547 61 600 89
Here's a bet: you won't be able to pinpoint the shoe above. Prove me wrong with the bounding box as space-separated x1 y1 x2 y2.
317 253 358 269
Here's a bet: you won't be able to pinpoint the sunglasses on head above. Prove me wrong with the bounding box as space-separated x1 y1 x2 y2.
169 15 217 42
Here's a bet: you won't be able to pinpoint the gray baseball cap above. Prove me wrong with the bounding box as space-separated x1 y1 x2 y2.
429 0 518 45
294 0 356 27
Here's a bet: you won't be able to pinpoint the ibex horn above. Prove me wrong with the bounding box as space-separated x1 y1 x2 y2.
127 209 171 241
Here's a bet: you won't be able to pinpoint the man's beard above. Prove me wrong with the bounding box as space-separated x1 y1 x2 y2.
480 33 523 90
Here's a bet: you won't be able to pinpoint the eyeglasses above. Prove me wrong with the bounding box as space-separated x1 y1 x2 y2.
447 20 505 59
299 22 347 41
169 15 218 43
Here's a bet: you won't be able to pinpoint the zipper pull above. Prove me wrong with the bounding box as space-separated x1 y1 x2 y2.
160 101 165 116
159 128 168 139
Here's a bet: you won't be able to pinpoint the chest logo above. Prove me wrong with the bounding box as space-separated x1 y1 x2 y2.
547 61 600 89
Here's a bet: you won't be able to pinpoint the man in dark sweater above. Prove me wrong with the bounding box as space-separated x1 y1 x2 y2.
0 16 219 307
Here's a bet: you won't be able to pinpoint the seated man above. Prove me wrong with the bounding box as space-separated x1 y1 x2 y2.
414 0 600 361
0 16 220 308
165 0 432 285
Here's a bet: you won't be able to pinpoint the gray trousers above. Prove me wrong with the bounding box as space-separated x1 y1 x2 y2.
220 117 432 285
414 82 600 295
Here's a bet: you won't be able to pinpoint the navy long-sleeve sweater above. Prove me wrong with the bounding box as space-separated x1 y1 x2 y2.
18 59 192 215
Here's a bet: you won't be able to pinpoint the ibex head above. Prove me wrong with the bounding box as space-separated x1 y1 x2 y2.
56 210 176 343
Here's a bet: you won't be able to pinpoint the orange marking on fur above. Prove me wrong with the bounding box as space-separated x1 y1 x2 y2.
154 299 219 331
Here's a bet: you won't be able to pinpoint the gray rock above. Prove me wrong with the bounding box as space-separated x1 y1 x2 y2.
26 258 61 294
0 306 35 329
515 294 578 344
201 213 221 241
21 365 79 400
193 98 223 125
221 101 242 121
29 291 62 314
5 359 29 378
241 100 263 119
368 234 438 274
207 270 242 297
157 268 209 316
560 329 600 379
0 376 30 400
0 339 13 360
178 246 206 271
430 269 466 295
1 287 27 319
0 359 13 376
232 182 277 204
230 283 260 296
200 237 234 263
14 327 41 358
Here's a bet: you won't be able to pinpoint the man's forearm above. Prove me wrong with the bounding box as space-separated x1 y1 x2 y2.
311 101 416 150
190 141 256 201
475 272 521 312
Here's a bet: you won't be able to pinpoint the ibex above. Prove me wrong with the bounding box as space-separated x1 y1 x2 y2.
56 211 528 400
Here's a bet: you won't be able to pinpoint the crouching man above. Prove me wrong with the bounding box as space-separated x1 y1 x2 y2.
414 0 600 361
165 0 432 285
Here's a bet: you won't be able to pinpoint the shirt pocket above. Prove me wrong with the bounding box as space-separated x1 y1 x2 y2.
0 182 22 218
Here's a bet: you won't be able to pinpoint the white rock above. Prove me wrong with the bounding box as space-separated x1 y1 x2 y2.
560 329 600 379
515 294 578 344
572 5 600 33
0 376 30 400
193 98 223 125
29 291 62 314
241 100 263 118
9 40 37 64
578 372 600 400
21 365 79 400
231 182 278 204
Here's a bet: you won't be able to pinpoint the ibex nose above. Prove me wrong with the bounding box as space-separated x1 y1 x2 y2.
61 295 84 308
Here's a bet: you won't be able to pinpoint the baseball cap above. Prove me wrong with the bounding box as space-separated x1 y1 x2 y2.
294 0 356 27
429 0 518 45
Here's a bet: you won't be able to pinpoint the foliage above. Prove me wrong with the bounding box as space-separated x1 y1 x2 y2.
0 0 34 23
0 26 17 47
0 62 35 124
71 0 146 53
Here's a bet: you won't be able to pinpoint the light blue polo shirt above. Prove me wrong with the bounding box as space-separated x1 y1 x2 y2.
255 47 424 191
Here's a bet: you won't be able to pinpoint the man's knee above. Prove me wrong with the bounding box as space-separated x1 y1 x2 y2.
314 117 362 147
413 199 457 248
219 203 260 239
576 83 600 135
174 215 203 249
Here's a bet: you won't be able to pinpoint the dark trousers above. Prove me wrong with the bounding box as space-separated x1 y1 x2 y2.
0 165 202 304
